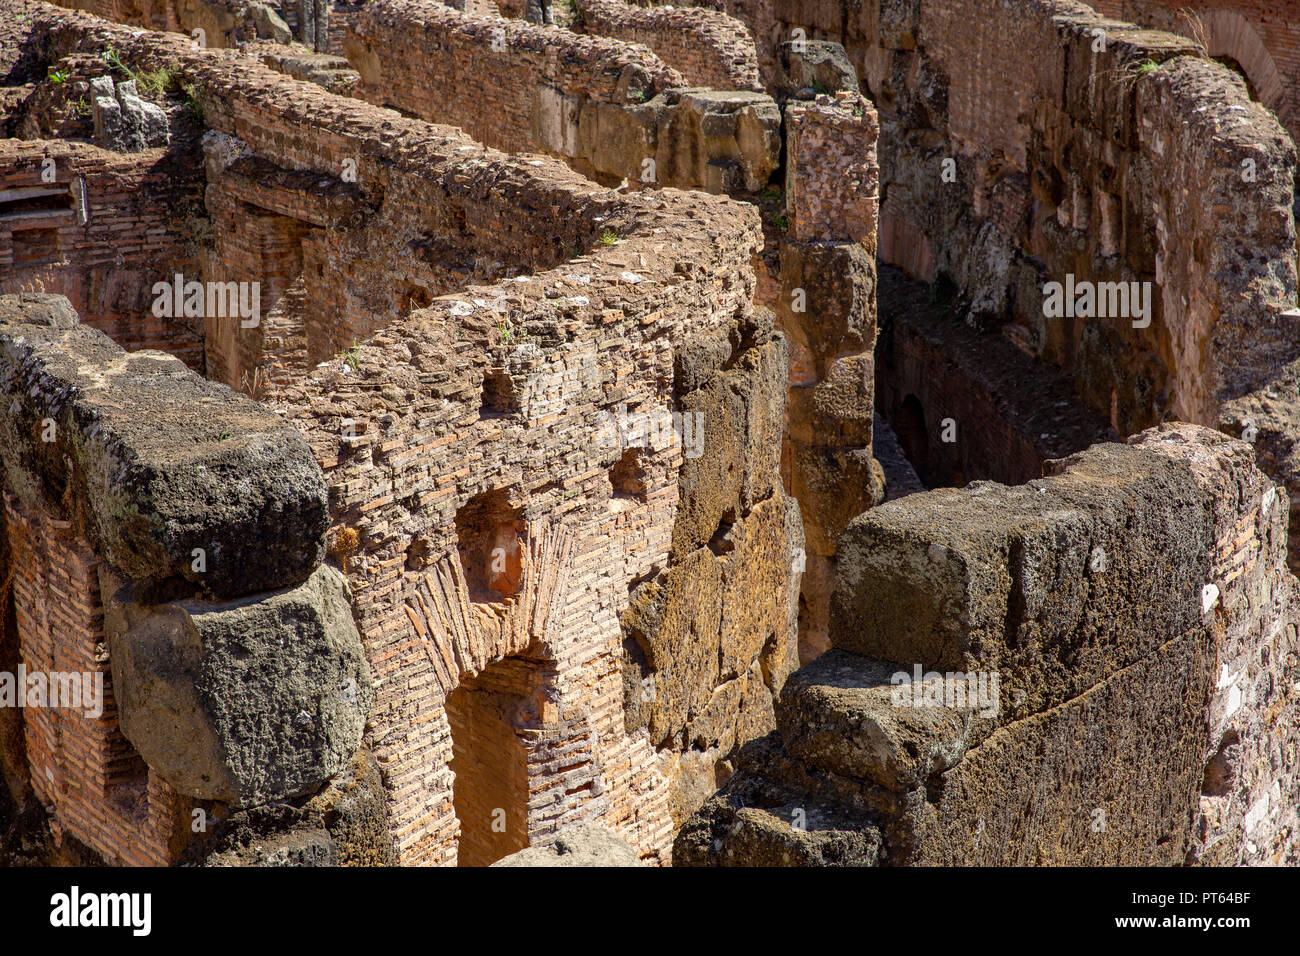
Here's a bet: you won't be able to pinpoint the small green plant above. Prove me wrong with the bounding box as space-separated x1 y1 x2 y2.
47 69 68 85
69 97 92 118
101 46 133 80
628 88 649 103
342 346 361 371
762 185 781 200
498 324 513 343
767 213 789 231
597 230 620 246
136 66 178 99
217 429 232 441
180 81 203 124
812 82 829 95
1133 58 1160 77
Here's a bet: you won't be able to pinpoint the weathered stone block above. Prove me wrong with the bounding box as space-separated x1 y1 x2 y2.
831 441 1211 719
491 824 643 866
776 40 860 99
0 300 329 597
104 564 371 806
776 649 987 789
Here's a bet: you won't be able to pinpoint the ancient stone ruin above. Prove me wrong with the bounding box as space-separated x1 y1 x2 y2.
0 0 1296 868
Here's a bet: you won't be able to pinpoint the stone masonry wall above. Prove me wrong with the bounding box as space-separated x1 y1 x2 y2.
712 0 1300 568
1088 0 1300 144
53 0 294 47
696 2 1299 425
678 423 1299 865
575 0 763 91
1132 424 1300 864
775 91 880 661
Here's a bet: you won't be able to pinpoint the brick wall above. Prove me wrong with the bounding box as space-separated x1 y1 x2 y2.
263 176 800 861
347 0 681 158
0 140 205 368
3 492 185 865
343 0 782 193
575 0 763 91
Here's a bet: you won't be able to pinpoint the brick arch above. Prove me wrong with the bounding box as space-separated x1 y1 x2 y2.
1201 9 1288 123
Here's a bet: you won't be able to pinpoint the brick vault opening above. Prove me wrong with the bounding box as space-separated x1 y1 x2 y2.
445 656 543 867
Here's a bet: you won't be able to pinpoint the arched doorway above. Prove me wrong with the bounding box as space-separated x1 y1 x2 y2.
445 656 542 866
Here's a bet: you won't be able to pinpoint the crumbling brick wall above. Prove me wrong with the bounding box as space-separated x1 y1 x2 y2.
574 0 763 91
264 175 803 862
0 140 205 368
19 3 621 390
343 0 782 193
9 0 804 864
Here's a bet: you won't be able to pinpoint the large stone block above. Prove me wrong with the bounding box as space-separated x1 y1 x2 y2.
0 298 329 596
672 329 787 555
776 40 860 99
776 649 989 790
777 241 876 379
104 564 372 806
654 89 781 192
831 441 1211 720
624 493 801 749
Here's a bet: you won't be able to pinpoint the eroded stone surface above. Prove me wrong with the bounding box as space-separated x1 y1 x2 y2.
104 564 371 805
